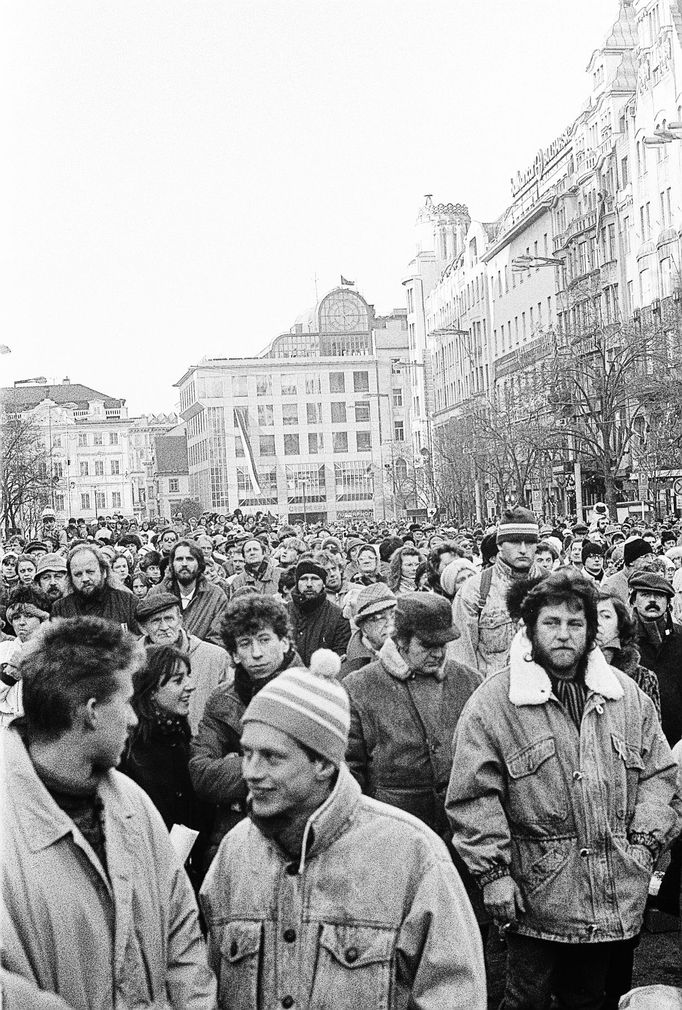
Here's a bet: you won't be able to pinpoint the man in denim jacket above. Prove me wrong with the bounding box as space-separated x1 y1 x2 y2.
447 571 681 1010
201 650 486 1009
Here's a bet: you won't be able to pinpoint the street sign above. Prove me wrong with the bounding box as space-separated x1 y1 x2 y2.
484 490 496 502
674 478 682 496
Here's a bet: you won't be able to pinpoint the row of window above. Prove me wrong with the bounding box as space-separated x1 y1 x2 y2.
51 431 120 448
193 370 372 401
53 491 123 512
71 460 123 477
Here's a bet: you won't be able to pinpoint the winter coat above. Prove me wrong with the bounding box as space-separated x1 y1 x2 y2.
633 614 682 746
601 641 661 723
339 629 377 678
286 591 351 666
1 725 216 1009
228 561 280 598
200 764 486 1010
121 720 202 832
189 648 303 857
150 574 228 648
52 582 141 635
345 638 482 835
450 556 526 677
446 631 681 943
175 630 231 735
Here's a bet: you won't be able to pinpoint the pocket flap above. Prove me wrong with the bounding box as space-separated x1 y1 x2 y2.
611 734 645 770
221 920 262 963
319 924 393 968
507 737 556 779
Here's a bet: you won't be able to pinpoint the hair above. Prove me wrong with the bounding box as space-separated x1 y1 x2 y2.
387 546 422 591
21 617 145 742
597 590 637 649
112 553 132 576
519 570 599 653
132 571 150 589
66 544 113 591
379 536 403 563
16 554 38 572
138 550 162 572
6 584 52 619
118 534 142 550
168 540 206 579
357 544 379 568
536 539 560 561
220 594 291 653
414 560 430 590
129 645 191 745
312 549 340 572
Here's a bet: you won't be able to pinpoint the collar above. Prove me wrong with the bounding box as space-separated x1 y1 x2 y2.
377 636 446 681
508 628 624 706
293 764 361 875
494 556 531 582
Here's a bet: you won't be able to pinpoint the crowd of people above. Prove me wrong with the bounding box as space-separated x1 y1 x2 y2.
1 500 682 1008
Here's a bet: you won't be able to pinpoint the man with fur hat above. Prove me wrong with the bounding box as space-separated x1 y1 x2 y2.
451 507 539 678
200 649 486 1009
629 570 682 746
447 571 680 1010
286 559 351 665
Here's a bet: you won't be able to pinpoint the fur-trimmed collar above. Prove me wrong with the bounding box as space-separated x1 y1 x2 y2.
508 628 624 706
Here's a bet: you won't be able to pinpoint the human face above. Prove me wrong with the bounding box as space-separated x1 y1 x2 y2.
498 539 536 572
17 560 37 585
298 573 325 599
1 557 17 580
632 590 669 622
531 602 588 679
69 551 104 596
584 553 604 576
357 549 378 574
569 541 584 564
160 531 178 554
324 563 342 590
400 552 421 580
89 667 138 772
230 626 289 680
112 557 130 580
38 569 67 601
243 541 264 565
535 549 555 573
153 662 194 717
596 599 619 647
10 609 43 642
142 605 183 644
196 539 213 563
132 576 149 599
241 721 323 822
401 635 447 676
172 546 199 586
360 608 395 651
279 546 298 566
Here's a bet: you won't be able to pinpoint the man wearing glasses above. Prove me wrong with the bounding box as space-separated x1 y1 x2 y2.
340 583 397 677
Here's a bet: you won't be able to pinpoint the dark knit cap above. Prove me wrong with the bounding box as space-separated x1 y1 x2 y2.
295 559 328 584
623 538 654 567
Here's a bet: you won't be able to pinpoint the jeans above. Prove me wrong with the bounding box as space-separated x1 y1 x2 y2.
501 932 625 1010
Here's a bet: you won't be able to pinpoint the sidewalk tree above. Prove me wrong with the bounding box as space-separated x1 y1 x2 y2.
0 412 54 535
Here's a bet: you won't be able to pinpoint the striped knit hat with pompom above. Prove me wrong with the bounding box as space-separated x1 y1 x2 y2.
241 649 350 766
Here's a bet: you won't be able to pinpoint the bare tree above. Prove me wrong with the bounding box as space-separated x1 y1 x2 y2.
0 412 55 535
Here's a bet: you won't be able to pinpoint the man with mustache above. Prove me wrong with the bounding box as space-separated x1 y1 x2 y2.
51 545 140 634
629 570 682 747
148 539 228 648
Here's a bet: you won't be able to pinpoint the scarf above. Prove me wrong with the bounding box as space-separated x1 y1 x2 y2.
291 588 326 614
548 674 588 731
148 698 190 739
245 560 269 580
32 757 108 876
234 648 298 707
635 611 667 651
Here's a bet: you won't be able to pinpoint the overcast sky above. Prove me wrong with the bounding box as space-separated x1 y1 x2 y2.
1 0 618 415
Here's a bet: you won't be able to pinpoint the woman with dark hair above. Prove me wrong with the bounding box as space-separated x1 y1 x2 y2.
131 571 150 599
597 590 661 719
387 546 423 596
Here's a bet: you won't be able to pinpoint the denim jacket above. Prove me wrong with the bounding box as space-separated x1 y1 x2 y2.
446 631 681 943
451 557 525 678
200 764 486 1009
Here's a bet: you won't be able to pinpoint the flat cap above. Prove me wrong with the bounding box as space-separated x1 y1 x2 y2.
628 571 674 598
136 592 181 621
35 553 67 575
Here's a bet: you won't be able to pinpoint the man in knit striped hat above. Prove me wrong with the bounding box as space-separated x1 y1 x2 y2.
200 650 486 1010
451 506 539 678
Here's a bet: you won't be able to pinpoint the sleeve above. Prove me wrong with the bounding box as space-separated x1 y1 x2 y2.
395 858 486 1010
0 969 77 1009
164 855 218 1009
331 612 352 657
627 693 682 854
445 702 513 886
189 699 246 804
345 686 371 793
449 577 481 672
127 596 142 636
203 593 229 648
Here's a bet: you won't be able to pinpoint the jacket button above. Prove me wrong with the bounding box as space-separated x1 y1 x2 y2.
230 940 238 957
580 848 590 857
283 928 296 943
573 771 583 781
282 998 294 1008
345 947 359 963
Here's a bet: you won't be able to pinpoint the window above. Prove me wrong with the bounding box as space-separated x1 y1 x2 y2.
95 492 106 511
354 402 370 423
332 431 348 453
80 461 89 477
53 461 63 479
256 374 272 397
109 432 118 445
281 374 298 396
621 156 628 187
281 403 298 426
308 433 323 454
169 479 179 493
93 432 103 446
232 374 248 397
111 460 120 475
394 421 405 441
77 433 87 447
81 493 90 510
353 371 369 393
331 402 346 424
259 435 276 456
622 216 630 253
53 436 62 448
307 403 322 424
284 434 300 455
55 494 65 511
305 375 321 394
357 431 371 452
257 404 274 427
94 460 104 477
111 492 122 509
329 372 345 393
392 387 403 407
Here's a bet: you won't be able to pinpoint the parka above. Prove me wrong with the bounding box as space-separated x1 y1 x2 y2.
149 574 228 648
633 613 682 746
1 725 216 1009
345 637 482 835
200 763 486 1010
227 560 281 599
446 630 681 943
286 590 351 666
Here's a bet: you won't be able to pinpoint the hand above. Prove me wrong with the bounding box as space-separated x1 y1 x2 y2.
482 876 526 926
